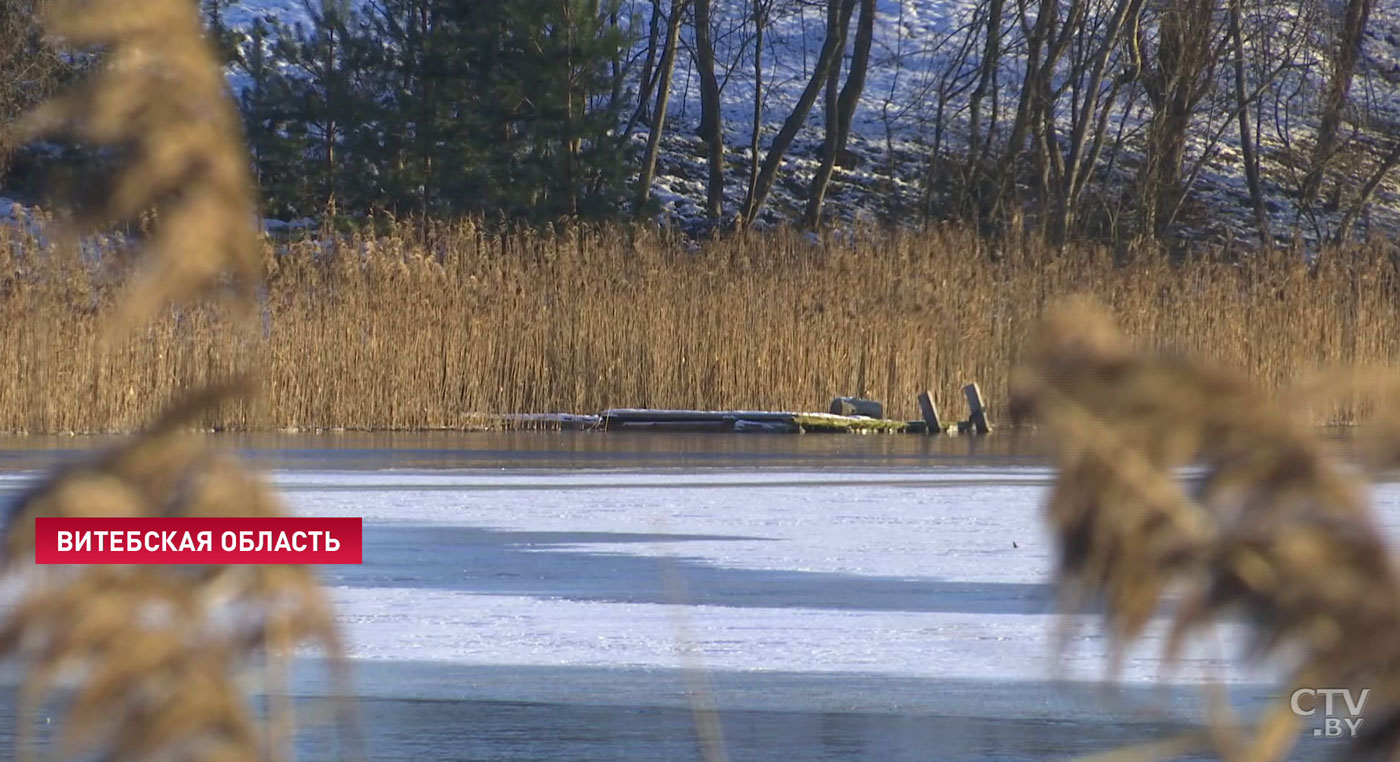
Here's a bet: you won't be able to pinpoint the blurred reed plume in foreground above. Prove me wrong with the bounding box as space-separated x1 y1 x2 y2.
18 0 262 334
2 1 351 761
2 384 344 762
1016 296 1400 761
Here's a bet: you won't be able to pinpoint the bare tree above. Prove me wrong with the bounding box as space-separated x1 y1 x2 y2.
1300 0 1374 210
1254 0 1331 238
989 0 1079 233
739 0 855 227
1005 0 1147 241
632 0 665 127
917 15 981 221
636 0 689 206
965 0 1007 211
804 0 875 227
1227 0 1270 244
744 0 772 213
692 0 725 224
1335 141 1400 244
1136 0 1223 240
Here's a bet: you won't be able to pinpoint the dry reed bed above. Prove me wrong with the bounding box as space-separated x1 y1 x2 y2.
2 2 353 761
3 218 1399 433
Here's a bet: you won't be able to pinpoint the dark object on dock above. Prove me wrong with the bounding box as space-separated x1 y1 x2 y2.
963 383 992 434
829 397 884 418
916 391 943 435
602 409 794 429
910 385 992 435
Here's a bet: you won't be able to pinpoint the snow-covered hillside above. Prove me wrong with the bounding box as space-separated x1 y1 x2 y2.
219 0 1400 245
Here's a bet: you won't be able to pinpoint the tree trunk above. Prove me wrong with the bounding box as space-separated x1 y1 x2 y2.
991 0 1058 228
635 0 688 207
744 0 766 215
740 0 854 227
1137 0 1216 240
1229 0 1270 244
1301 0 1373 209
563 0 579 217
966 0 1005 210
626 0 664 134
804 0 873 227
324 18 338 218
1056 0 1146 241
693 0 726 224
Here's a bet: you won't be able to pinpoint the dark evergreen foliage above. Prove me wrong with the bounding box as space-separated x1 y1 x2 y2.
232 0 635 222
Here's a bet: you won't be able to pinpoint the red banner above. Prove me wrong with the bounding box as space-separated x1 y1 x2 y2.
33 517 363 564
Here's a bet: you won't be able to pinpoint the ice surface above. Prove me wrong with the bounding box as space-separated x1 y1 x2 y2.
3 463 1394 694
3 456 1398 756
265 467 1400 693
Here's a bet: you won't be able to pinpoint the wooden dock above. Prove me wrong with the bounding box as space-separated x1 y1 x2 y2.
493 388 993 435
601 408 917 434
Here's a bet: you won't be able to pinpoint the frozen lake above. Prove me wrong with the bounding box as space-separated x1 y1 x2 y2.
0 432 1390 761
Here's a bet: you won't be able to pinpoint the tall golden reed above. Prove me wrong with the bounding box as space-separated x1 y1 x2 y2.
3 222 1399 433
2 2 349 762
1016 297 1400 762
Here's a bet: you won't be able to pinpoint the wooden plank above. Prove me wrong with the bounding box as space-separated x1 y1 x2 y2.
599 407 911 434
601 408 796 425
612 421 730 432
963 383 992 434
916 391 942 435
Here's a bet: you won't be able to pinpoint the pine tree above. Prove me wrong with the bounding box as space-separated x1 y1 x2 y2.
227 0 634 221
374 0 634 219
203 0 243 67
238 18 310 218
0 0 80 193
234 1 380 218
